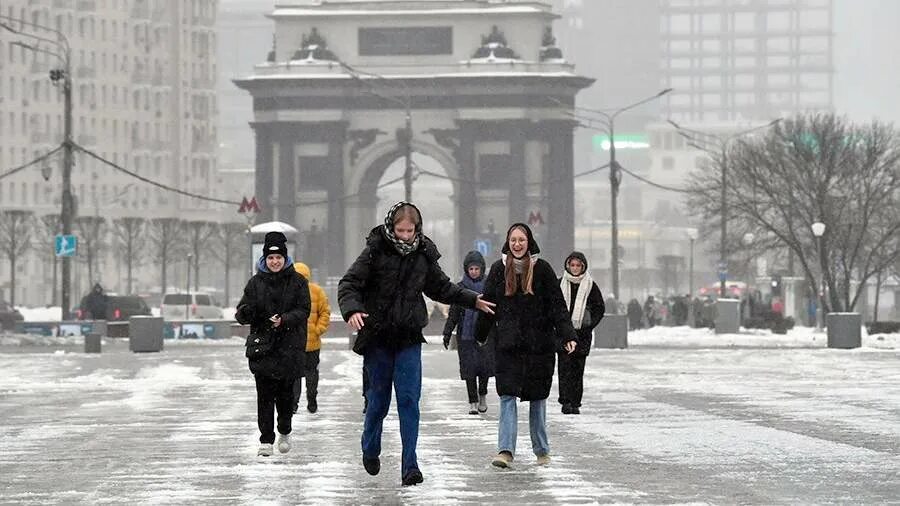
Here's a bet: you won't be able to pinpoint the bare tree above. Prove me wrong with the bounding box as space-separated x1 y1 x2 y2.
147 218 184 294
185 220 215 292
112 217 146 294
39 214 62 306
687 113 900 312
0 210 34 306
74 216 108 287
210 221 249 305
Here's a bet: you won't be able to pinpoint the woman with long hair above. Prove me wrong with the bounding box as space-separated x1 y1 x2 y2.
475 223 576 468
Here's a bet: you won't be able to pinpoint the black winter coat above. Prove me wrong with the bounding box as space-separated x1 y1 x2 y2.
339 226 479 352
559 279 605 356
475 258 576 401
236 263 310 379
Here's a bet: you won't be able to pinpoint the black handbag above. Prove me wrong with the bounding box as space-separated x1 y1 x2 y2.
245 330 278 360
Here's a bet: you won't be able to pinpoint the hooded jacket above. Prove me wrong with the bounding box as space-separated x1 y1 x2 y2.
236 258 310 379
338 202 479 353
560 251 605 355
474 223 576 400
294 262 331 352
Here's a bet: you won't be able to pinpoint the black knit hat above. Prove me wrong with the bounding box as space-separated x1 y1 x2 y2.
263 231 288 259
501 222 540 256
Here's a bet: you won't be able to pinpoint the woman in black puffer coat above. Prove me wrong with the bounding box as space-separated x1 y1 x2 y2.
236 231 310 457
339 201 495 487
475 223 577 469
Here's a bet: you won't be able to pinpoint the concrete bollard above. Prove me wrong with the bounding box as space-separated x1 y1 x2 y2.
826 313 862 349
594 314 628 349
715 298 741 334
84 333 102 353
129 316 164 352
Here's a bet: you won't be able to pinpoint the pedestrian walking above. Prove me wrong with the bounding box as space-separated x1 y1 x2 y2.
474 223 577 469
338 201 496 486
236 232 310 457
443 250 495 415
292 262 330 414
557 251 605 415
79 283 109 320
627 298 643 330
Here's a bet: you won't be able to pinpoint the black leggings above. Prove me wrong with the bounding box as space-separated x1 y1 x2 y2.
465 376 489 403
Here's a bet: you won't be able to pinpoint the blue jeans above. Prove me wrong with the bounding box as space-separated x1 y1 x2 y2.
498 395 549 457
362 343 422 476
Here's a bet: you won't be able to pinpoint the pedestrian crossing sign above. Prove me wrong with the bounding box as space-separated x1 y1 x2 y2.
55 234 77 257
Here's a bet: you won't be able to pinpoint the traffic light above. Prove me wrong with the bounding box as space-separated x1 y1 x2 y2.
771 275 782 296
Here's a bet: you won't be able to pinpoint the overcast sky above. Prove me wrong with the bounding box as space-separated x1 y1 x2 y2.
833 0 900 124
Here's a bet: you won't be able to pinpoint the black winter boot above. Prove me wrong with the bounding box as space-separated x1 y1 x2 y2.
402 468 424 486
363 456 380 476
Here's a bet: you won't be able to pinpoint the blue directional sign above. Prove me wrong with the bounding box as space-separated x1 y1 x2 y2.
55 234 77 257
474 239 491 257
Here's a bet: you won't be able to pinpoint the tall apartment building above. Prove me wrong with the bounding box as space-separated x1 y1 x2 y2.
660 0 834 122
0 0 219 304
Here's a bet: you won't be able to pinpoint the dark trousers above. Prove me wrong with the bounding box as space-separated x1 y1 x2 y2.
255 374 295 444
293 350 321 409
362 343 422 477
465 376 489 403
557 353 587 408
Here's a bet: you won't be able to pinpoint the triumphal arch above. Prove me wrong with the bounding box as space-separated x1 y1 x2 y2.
235 0 592 277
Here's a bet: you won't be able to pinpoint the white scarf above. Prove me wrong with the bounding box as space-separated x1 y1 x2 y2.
560 270 592 329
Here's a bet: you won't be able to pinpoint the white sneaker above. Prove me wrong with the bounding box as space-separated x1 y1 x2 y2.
257 443 273 457
468 402 479 415
277 433 291 454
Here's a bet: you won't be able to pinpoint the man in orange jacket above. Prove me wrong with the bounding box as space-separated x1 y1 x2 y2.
293 262 331 413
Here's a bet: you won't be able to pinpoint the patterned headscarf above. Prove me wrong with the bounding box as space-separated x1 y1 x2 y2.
382 201 422 256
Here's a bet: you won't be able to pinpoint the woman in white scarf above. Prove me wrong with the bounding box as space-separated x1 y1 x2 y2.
557 251 605 415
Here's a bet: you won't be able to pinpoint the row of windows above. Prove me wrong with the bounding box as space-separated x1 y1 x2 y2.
0 180 162 209
666 54 830 70
668 73 829 89
665 36 830 54
663 8 830 34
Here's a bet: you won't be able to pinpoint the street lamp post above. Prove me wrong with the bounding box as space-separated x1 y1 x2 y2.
811 221 826 331
572 89 672 299
2 16 74 319
668 118 782 300
687 228 698 297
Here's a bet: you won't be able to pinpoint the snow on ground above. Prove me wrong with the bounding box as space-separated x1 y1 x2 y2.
627 324 899 349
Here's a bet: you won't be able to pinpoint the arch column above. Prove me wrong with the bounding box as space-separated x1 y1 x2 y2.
543 120 576 267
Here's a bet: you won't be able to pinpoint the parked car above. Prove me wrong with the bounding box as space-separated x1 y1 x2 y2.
74 295 152 321
0 300 24 330
160 292 223 320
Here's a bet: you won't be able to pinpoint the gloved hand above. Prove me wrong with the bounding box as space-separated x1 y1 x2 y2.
442 334 451 350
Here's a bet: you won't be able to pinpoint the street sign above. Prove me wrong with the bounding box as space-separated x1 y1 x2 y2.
55 234 77 257
474 239 491 257
718 271 727 283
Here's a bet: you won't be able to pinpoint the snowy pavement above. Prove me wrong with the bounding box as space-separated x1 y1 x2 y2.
0 333 898 505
